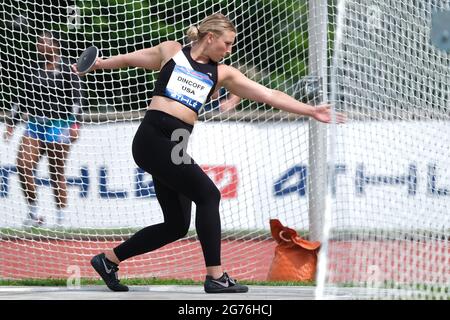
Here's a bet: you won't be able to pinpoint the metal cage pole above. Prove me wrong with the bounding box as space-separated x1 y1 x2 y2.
307 0 329 242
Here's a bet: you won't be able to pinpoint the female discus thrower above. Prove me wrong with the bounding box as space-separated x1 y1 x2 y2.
72 13 345 293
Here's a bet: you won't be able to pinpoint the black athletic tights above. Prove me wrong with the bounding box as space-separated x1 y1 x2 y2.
113 110 221 267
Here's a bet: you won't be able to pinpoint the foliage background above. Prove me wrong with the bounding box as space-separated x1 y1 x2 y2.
0 0 335 114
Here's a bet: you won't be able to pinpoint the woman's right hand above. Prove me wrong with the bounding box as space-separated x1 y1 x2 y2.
71 58 102 76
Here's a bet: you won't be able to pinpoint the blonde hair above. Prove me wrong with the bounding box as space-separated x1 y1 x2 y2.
186 13 236 42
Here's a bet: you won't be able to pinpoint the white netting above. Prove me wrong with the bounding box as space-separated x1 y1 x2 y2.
0 1 313 283
0 0 448 300
323 0 450 299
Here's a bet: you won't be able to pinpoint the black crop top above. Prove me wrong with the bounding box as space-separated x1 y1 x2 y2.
152 46 218 114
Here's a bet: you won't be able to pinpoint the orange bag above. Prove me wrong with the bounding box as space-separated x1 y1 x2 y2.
267 219 321 282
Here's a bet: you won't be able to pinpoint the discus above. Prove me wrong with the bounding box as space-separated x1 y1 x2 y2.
76 45 99 74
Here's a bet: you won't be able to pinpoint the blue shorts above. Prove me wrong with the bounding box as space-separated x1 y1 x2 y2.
25 117 76 144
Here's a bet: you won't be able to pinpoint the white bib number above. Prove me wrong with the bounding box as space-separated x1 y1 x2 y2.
165 65 213 111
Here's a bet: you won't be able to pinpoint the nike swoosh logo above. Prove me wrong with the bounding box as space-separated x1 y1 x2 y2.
102 258 113 274
211 279 230 288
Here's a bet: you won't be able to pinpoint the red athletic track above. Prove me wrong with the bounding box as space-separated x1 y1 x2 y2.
0 239 276 281
0 239 448 283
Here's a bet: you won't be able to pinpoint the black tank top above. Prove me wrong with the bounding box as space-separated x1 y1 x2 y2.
152 46 218 114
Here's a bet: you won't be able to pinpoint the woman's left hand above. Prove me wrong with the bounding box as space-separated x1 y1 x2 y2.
312 104 346 124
